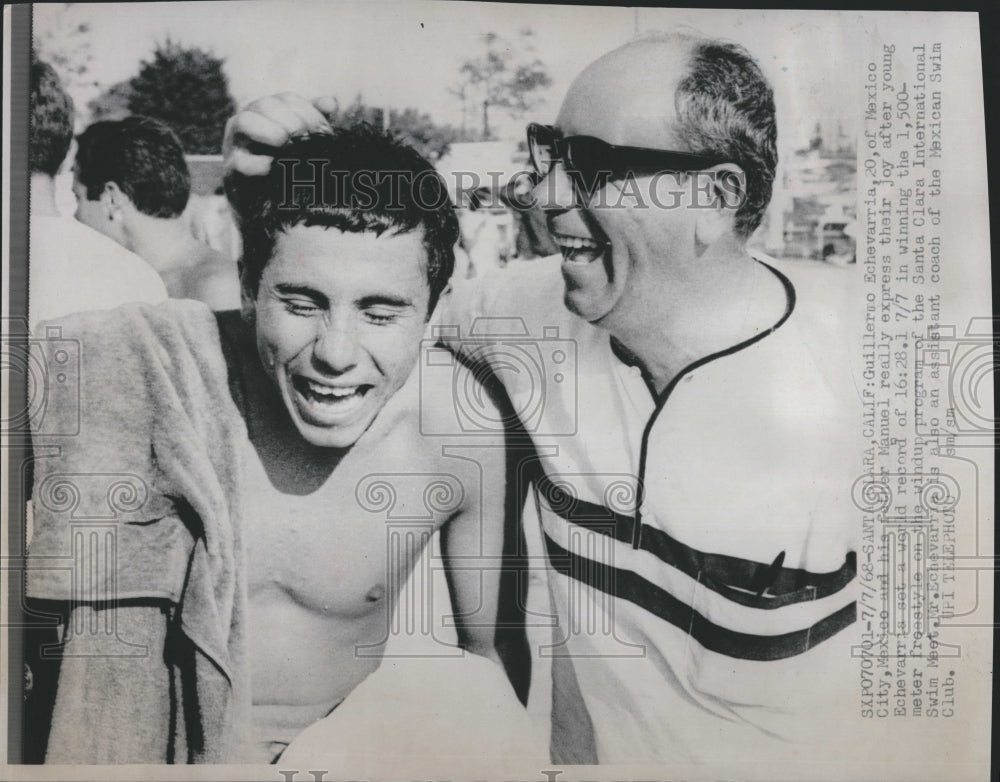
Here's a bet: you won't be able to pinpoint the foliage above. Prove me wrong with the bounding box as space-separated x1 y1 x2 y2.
125 40 236 154
88 80 133 122
325 94 461 162
453 29 551 140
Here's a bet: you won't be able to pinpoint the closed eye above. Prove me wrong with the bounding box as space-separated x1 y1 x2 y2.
357 295 414 326
283 297 323 316
274 284 328 317
363 307 403 325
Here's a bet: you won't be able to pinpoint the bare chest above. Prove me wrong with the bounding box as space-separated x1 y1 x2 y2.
240 436 463 618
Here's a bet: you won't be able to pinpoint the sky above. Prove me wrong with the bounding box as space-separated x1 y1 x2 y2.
34 1 863 150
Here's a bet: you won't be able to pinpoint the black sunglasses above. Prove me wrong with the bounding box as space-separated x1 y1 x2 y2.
527 122 726 195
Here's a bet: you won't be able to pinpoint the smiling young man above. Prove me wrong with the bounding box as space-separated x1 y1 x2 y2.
27 127 520 764
226 33 860 770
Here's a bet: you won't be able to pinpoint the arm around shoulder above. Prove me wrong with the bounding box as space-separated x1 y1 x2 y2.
435 363 510 668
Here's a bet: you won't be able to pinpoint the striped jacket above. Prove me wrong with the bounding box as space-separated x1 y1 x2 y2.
440 255 860 765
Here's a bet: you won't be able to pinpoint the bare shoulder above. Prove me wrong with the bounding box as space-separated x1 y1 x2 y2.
368 353 506 518
343 381 481 527
414 347 507 442
189 246 241 310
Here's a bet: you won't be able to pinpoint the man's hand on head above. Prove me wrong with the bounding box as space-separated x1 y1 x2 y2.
223 92 337 177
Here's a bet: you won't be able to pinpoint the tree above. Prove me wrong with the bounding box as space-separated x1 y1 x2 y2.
125 40 236 154
454 29 552 140
446 81 476 142
324 94 461 163
88 80 133 122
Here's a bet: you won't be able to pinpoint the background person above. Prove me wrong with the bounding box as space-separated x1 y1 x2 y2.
504 176 558 261
27 58 166 331
73 116 240 310
24 57 169 762
455 186 507 277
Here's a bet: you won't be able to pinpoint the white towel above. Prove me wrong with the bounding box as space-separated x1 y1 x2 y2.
277 653 547 778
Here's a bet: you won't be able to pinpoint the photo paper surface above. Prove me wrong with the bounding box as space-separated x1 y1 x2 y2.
1 3 993 780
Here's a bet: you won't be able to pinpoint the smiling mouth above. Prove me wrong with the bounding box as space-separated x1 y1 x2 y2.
291 376 373 425
551 232 608 266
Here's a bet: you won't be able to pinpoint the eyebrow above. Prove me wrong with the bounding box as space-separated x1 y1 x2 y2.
274 283 329 307
356 294 414 310
273 285 413 310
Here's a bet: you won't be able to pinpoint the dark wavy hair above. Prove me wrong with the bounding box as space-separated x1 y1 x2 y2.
227 126 459 314
29 58 74 177
673 38 778 238
75 116 191 218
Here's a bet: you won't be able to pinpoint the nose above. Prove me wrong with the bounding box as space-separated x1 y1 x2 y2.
531 162 577 212
312 321 360 374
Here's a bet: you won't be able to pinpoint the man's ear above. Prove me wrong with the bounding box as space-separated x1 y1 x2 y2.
694 163 746 249
101 181 127 222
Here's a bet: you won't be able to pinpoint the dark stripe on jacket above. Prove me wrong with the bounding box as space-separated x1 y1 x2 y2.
543 533 856 660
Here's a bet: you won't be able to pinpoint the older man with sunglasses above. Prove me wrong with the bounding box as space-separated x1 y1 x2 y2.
225 32 859 770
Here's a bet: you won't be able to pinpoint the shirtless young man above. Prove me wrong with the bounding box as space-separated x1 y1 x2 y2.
229 128 512 761
72 116 240 310
27 126 515 763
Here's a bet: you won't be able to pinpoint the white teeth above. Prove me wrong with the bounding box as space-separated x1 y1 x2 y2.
293 375 368 427
552 233 600 250
306 380 358 398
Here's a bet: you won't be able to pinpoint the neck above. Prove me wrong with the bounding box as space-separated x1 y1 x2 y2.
236 318 347 491
127 214 200 272
608 239 784 394
30 174 60 217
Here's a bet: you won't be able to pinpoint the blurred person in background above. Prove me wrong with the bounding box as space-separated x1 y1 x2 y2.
187 187 243 263
456 186 505 278
28 58 166 331
504 175 558 261
73 116 240 310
